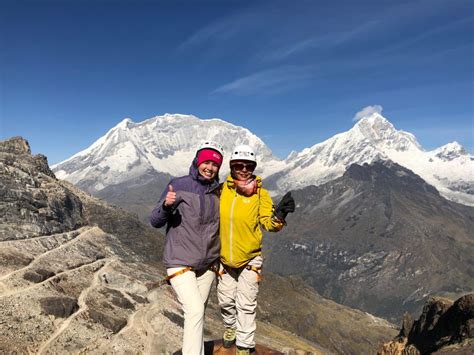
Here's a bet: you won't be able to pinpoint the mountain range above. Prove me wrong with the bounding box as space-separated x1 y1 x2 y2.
52 112 473 216
266 114 473 206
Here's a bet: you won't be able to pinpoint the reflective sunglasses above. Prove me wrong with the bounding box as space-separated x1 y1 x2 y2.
231 162 256 171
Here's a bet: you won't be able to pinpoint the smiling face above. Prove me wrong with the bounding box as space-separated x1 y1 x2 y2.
230 160 256 181
198 161 220 180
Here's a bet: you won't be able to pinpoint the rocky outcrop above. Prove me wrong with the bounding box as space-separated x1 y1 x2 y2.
379 294 474 354
1 136 31 155
0 137 84 240
40 296 79 318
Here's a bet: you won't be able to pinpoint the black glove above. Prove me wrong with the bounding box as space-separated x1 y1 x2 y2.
274 192 295 220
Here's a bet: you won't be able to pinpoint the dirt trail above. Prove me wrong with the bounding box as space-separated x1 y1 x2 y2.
0 226 90 244
36 258 113 354
0 226 95 283
0 258 106 298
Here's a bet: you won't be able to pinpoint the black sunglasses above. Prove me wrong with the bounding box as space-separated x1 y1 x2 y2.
231 162 256 171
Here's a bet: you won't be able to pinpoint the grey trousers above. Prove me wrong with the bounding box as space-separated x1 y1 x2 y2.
217 256 263 348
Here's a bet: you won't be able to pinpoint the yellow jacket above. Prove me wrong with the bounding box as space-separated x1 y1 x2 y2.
220 175 284 268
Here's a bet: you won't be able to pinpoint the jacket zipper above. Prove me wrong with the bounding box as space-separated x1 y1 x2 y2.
202 190 208 264
229 191 237 263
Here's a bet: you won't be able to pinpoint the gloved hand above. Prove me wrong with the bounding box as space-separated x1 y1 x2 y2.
274 192 295 220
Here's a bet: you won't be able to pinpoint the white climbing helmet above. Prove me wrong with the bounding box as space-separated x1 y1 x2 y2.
230 144 256 164
197 141 224 157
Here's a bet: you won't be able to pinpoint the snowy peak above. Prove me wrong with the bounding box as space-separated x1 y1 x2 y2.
432 141 468 161
287 113 419 169
116 118 133 129
266 113 473 206
354 113 421 151
53 113 281 192
133 113 276 163
355 112 392 127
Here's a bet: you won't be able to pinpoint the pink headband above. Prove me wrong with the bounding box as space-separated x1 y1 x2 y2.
197 149 223 167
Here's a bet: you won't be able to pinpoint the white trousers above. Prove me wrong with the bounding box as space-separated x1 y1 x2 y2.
217 256 263 349
167 267 215 355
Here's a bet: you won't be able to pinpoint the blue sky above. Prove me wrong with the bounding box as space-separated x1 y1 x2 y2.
1 0 473 164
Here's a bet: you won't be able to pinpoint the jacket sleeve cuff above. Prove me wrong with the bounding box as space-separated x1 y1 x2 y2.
162 200 173 212
271 214 286 225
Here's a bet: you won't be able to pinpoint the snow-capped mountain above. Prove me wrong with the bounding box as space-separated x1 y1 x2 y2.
432 141 468 161
267 113 473 205
53 114 282 193
53 112 473 207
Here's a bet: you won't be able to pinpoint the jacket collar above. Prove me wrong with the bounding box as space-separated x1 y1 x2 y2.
226 175 262 189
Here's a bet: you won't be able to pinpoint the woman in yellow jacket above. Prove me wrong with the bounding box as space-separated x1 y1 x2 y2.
218 145 295 355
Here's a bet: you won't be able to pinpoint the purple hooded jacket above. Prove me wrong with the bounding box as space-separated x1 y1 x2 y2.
150 161 221 270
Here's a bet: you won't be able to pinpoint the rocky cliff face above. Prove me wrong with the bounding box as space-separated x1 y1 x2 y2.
379 294 474 354
1 136 398 354
264 160 474 322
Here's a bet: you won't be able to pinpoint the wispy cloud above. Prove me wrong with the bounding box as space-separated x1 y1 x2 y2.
177 7 264 52
261 19 381 62
178 13 252 51
212 66 315 96
353 105 383 121
179 0 471 66
178 0 473 98
372 15 474 56
263 37 324 63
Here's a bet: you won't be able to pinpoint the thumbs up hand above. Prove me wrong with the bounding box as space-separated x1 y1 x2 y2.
164 185 177 207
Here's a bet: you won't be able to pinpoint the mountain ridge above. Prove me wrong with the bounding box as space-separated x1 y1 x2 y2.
270 112 472 205
52 112 473 209
53 113 280 194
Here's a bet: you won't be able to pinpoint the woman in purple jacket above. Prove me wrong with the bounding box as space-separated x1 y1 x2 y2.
150 141 224 355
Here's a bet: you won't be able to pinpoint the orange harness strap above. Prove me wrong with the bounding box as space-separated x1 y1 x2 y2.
147 260 221 290
166 266 193 282
146 266 193 290
208 263 222 277
245 265 263 282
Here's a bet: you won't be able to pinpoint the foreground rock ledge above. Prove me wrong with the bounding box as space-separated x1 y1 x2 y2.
379 294 474 355
173 340 309 354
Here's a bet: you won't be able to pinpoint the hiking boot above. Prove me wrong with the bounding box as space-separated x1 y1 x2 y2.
236 346 251 355
222 327 236 348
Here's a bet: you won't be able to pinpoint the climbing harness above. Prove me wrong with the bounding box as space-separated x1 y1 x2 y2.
245 264 262 282
146 260 221 290
218 263 263 282
146 266 193 290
